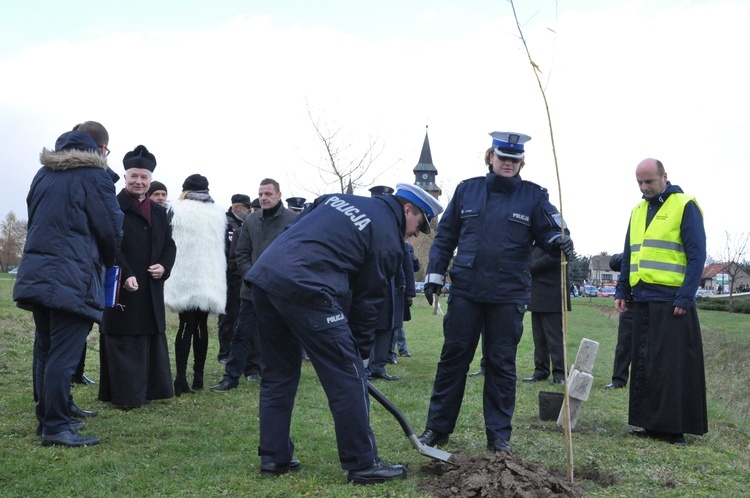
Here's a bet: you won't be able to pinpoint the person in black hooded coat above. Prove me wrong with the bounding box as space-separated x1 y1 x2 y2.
14 124 122 446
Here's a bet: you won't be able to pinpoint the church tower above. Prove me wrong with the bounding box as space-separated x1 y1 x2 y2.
413 125 442 199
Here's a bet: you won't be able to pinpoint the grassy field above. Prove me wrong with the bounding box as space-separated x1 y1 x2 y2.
1 275 750 497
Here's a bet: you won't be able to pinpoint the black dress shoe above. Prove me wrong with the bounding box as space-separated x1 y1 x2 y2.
371 373 400 381
487 439 512 453
72 374 96 385
260 459 302 477
69 403 98 418
605 382 625 389
551 378 565 385
209 380 237 392
398 349 411 357
36 421 84 437
522 374 549 382
418 429 449 447
468 368 484 377
387 356 398 365
348 459 406 485
41 430 99 447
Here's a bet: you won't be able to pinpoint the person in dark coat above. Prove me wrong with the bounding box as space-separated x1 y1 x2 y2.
14 123 122 447
246 183 442 484
615 158 707 446
210 179 297 391
365 185 403 381
391 242 420 359
605 253 632 389
522 245 570 385
99 145 176 409
418 131 573 454
216 193 252 363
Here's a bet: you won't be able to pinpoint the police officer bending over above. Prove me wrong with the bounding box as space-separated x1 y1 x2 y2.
418 131 573 454
246 182 443 485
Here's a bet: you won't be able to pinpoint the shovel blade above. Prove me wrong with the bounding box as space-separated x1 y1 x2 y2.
418 444 453 463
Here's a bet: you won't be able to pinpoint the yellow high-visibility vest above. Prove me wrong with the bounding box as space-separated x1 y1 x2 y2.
628 193 699 287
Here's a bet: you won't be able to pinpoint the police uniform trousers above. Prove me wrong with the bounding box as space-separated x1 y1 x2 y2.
530 312 565 380
611 305 633 386
221 296 261 386
629 301 708 435
426 295 524 442
31 306 91 436
251 286 378 470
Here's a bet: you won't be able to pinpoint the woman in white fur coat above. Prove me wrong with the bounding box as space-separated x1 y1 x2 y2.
165 174 227 395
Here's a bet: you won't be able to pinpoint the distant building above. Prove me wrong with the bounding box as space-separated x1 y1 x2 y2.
413 125 441 199
701 262 750 293
588 254 618 287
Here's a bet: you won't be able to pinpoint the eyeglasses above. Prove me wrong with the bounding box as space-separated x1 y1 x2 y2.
100 145 110 157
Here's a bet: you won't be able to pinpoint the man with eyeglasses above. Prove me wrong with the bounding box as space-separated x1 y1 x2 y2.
418 131 573 455
14 121 123 447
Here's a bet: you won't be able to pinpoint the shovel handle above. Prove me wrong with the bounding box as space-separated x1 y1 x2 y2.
366 382 415 438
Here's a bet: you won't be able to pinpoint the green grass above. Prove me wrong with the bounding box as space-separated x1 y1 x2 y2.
1 278 750 497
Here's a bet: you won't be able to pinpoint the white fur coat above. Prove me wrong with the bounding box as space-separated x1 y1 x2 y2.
164 198 227 315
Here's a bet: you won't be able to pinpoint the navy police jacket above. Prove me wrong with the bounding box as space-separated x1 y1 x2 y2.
428 173 567 304
247 193 406 336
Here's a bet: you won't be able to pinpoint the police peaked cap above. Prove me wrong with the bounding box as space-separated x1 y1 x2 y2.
286 197 306 209
394 182 444 234
489 131 531 159
123 145 157 172
368 185 395 197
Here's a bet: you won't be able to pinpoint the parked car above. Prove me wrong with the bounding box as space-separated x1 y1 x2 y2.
583 285 599 297
598 286 616 297
695 289 714 298
8 267 18 275
415 282 425 293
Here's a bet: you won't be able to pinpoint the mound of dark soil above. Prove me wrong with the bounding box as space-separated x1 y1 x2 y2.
419 451 587 497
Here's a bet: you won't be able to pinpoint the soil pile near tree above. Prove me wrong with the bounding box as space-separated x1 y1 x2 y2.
419 451 617 497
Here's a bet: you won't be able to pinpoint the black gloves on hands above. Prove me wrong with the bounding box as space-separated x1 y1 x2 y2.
424 283 442 305
553 235 575 257
405 296 413 308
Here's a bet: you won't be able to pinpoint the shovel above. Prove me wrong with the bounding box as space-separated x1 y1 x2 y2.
367 381 453 464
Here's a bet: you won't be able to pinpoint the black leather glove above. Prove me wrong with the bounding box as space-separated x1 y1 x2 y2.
553 235 575 257
405 296 413 308
424 283 442 305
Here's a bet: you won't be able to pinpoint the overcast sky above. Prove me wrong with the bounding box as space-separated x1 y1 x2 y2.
1 0 747 257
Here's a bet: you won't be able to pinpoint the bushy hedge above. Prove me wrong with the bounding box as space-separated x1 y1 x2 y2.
696 297 750 314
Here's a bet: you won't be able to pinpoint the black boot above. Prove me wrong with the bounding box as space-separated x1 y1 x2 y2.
192 374 203 391
174 375 194 397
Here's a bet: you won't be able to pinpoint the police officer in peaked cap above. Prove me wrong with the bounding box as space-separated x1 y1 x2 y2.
285 197 306 213
246 183 441 484
417 131 574 454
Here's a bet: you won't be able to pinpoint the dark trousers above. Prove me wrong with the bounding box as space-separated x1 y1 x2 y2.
366 328 393 376
426 296 524 442
252 287 378 470
175 310 209 381
32 307 92 436
530 311 565 379
217 274 241 360
612 306 633 385
222 296 261 385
